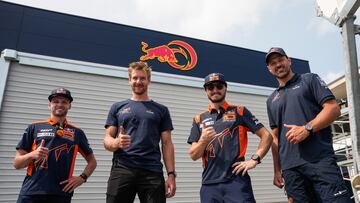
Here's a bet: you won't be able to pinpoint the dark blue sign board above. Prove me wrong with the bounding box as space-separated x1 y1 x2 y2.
0 1 310 88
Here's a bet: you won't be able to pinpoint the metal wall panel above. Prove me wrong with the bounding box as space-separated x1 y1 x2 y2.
0 59 286 202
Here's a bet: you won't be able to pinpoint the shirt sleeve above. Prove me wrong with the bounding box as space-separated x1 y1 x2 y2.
308 74 335 105
241 107 264 133
105 103 118 128
160 106 174 132
77 129 93 156
16 124 35 152
187 118 201 144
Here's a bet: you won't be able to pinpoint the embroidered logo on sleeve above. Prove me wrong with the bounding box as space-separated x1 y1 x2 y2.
316 76 328 88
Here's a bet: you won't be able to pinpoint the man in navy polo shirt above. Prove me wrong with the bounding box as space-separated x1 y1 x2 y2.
103 61 176 203
188 73 273 203
13 87 97 203
266 47 353 202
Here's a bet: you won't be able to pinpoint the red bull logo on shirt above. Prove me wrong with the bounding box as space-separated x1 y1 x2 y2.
140 40 198 71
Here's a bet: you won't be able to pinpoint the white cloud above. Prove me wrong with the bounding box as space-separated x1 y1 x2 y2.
4 0 283 43
323 71 344 83
116 0 285 42
306 18 338 36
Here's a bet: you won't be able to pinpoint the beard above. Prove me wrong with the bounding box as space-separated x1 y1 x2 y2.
275 71 291 80
52 109 68 117
132 85 147 95
272 66 291 80
208 92 226 103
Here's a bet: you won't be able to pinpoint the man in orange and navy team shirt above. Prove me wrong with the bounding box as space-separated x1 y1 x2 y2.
13 88 97 203
188 73 273 203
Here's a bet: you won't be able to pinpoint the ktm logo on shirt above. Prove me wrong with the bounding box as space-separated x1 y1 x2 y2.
206 128 231 158
223 111 236 122
34 143 75 170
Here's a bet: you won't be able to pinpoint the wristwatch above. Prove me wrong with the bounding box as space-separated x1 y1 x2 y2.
80 173 88 182
251 154 261 164
167 171 177 178
305 123 313 134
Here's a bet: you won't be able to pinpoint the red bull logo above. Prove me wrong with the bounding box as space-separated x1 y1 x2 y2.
140 40 197 71
56 88 66 94
209 74 220 81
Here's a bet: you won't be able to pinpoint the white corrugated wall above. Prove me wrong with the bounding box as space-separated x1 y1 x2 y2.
0 51 286 203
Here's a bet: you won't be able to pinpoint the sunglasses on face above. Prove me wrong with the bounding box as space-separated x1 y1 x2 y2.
206 83 225 91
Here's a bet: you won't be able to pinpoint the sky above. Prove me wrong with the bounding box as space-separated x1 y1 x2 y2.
3 0 360 83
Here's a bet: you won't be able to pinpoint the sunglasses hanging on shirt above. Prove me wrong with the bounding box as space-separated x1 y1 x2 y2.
56 123 64 136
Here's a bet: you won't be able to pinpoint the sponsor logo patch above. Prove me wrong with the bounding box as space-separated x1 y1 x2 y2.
120 107 131 114
62 128 75 141
37 132 55 137
252 116 261 125
223 111 236 122
272 92 281 102
204 121 214 127
40 129 53 132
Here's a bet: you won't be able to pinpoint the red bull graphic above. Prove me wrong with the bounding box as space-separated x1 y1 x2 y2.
140 40 198 71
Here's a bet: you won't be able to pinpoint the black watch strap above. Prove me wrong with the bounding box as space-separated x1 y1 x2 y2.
251 154 261 164
167 171 177 178
305 123 313 134
80 173 88 182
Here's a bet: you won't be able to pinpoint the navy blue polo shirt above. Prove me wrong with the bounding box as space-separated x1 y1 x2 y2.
266 73 336 170
105 99 173 173
16 118 93 196
187 101 263 184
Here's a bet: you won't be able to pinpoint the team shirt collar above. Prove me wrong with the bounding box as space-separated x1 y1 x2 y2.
277 73 300 90
47 117 68 126
208 100 230 113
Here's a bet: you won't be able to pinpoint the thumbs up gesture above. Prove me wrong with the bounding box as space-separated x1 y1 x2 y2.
200 122 216 144
117 126 131 149
32 139 49 160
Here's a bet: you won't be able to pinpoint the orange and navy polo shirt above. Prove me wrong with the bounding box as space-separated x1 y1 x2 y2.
16 118 93 196
187 101 263 184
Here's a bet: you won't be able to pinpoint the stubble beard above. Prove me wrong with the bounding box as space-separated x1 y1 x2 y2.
132 85 147 96
208 93 226 103
52 109 68 118
273 65 291 80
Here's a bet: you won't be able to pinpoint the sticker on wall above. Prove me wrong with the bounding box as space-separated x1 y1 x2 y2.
140 40 198 71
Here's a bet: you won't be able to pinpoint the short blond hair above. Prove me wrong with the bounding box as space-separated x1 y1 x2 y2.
128 61 152 79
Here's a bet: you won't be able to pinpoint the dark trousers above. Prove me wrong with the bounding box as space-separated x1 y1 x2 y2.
17 195 71 203
200 173 256 203
106 164 165 203
282 157 353 203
